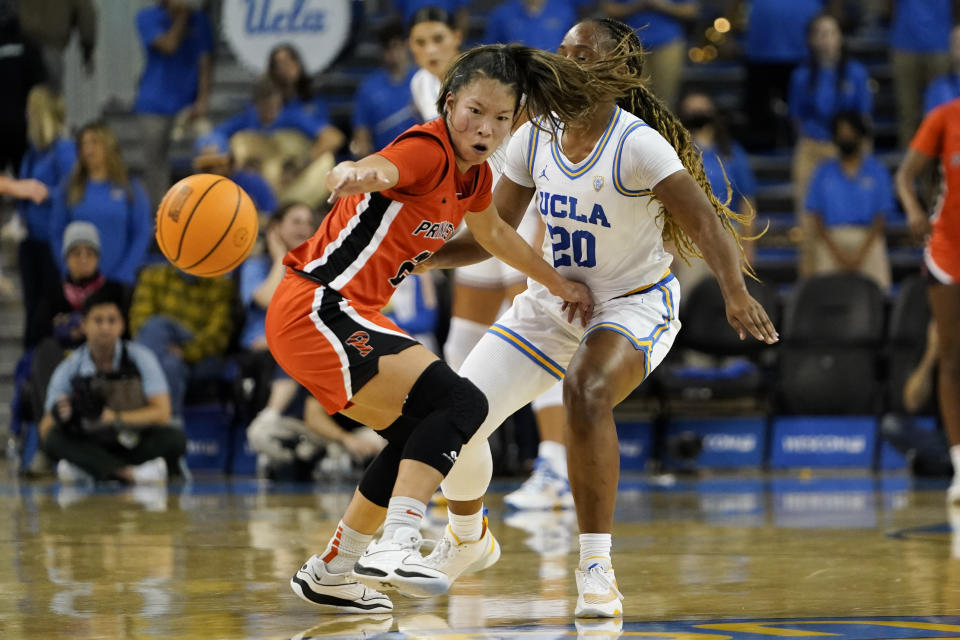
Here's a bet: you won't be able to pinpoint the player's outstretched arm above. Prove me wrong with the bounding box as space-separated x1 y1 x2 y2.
325 155 400 203
419 176 536 271
464 201 594 326
654 170 778 344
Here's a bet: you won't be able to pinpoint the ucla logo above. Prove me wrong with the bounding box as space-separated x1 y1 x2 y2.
223 0 350 75
593 175 604 192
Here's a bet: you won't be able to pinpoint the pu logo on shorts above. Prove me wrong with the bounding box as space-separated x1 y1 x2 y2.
346 331 373 357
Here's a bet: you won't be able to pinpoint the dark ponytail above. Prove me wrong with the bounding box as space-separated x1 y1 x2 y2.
589 18 757 272
435 43 650 137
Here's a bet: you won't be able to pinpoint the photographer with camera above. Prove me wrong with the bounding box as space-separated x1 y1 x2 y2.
38 288 185 484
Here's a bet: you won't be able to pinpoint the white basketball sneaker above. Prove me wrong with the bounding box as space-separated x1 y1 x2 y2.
504 458 575 510
390 515 500 597
290 555 393 613
353 526 445 597
575 563 624 618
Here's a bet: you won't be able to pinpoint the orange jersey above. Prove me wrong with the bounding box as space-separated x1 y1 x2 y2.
285 118 493 308
910 98 960 281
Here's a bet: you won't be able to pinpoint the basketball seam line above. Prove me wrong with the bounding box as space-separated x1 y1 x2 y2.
182 182 242 271
174 176 226 262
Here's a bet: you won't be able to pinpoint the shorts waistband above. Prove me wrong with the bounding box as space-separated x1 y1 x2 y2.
614 270 675 299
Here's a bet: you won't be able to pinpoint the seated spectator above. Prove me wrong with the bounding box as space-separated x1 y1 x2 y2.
267 44 345 157
924 25 960 114
393 0 468 32
890 0 952 147
38 288 184 484
789 12 872 276
805 111 894 290
0 85 76 348
128 262 235 418
599 0 698 108
49 121 152 286
485 0 581 53
35 222 130 350
133 0 213 206
674 92 757 289
349 19 420 158
216 78 335 209
192 132 277 214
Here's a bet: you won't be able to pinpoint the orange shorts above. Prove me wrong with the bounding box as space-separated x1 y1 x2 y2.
927 231 960 285
265 270 418 414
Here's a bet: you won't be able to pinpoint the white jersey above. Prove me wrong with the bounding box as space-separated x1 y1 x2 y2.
503 106 684 302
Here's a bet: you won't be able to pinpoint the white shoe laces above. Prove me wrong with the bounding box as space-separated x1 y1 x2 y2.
426 535 455 567
584 565 623 601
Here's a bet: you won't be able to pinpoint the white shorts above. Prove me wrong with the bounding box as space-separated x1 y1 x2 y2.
491 272 681 381
456 271 681 444
454 202 543 288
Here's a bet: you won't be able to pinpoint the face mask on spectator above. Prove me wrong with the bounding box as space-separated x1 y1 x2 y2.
836 138 860 158
681 113 714 131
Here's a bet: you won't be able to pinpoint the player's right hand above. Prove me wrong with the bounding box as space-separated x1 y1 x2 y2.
906 209 931 240
557 280 594 327
326 164 392 203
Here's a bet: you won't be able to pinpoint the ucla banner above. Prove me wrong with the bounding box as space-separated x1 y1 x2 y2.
222 0 351 74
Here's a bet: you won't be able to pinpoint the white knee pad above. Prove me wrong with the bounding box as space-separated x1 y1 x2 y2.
443 316 489 372
441 438 493 501
532 379 564 412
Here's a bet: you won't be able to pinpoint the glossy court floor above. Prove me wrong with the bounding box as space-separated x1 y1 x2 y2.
3 471 960 639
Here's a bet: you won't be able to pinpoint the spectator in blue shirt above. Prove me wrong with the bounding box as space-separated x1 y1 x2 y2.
267 44 345 157
0 86 75 347
192 132 277 214
133 0 213 206
600 0 698 108
485 0 582 55
49 122 152 287
805 111 894 290
732 0 842 149
890 0 954 147
675 92 757 289
789 12 872 276
924 25 960 114
383 274 440 353
394 0 469 32
350 19 419 158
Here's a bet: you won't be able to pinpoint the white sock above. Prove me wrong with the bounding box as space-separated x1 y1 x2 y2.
448 508 483 542
539 440 567 478
321 520 372 574
443 317 489 371
383 496 426 538
579 533 612 570
951 445 960 484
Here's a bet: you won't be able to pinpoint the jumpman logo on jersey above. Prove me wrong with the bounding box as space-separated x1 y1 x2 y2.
538 166 549 181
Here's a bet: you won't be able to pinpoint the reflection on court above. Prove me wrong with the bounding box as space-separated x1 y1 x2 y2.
1 474 958 639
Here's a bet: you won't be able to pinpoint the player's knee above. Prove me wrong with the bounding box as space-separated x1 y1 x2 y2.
563 371 615 426
403 360 489 439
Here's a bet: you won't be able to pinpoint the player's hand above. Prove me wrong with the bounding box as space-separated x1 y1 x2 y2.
411 255 436 275
16 178 48 204
265 226 287 262
326 164 392 203
724 289 778 344
906 208 931 240
556 280 594 327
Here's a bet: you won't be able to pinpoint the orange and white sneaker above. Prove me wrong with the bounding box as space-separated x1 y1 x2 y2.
575 562 624 618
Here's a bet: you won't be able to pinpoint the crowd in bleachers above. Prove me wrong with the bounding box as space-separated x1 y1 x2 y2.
0 0 954 484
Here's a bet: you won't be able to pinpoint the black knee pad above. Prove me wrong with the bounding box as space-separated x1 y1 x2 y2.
357 441 402 508
400 361 489 475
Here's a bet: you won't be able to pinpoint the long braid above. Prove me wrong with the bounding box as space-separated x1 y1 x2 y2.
592 18 757 272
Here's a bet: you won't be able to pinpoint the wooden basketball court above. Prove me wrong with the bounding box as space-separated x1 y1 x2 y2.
3 473 959 639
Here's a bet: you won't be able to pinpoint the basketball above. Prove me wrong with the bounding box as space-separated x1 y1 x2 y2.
155 173 259 277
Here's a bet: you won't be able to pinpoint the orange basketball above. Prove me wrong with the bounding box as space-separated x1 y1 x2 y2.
155 173 258 277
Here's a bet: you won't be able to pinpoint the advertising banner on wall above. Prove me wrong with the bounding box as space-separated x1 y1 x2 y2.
222 0 352 74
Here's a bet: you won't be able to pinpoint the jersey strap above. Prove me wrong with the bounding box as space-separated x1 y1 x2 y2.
612 120 655 197
549 107 621 179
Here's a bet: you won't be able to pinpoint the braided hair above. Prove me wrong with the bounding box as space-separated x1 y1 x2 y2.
589 18 757 270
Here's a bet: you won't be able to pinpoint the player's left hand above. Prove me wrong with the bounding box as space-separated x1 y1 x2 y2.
558 280 595 327
725 289 778 344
